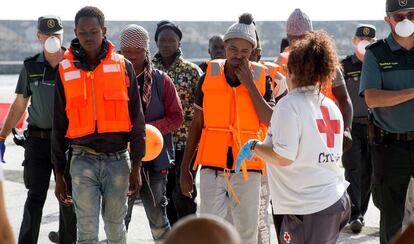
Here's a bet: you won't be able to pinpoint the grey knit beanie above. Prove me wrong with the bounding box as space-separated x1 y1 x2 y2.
223 13 257 48
286 8 313 37
120 24 149 50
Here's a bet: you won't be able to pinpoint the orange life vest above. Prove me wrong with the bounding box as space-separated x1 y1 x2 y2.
275 49 336 101
275 50 290 67
194 59 267 173
260 61 284 89
58 41 132 139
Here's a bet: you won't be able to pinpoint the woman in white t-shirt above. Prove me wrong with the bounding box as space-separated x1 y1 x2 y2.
0 164 16 244
237 31 350 244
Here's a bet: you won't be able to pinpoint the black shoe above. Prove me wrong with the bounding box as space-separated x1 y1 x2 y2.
349 219 363 234
48 231 59 243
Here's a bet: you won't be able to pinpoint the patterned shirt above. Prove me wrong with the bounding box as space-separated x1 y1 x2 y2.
152 49 202 151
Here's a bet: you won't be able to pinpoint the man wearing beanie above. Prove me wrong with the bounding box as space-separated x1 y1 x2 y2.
360 1 414 243
119 24 183 240
276 8 354 153
152 20 202 225
180 13 273 244
341 23 377 234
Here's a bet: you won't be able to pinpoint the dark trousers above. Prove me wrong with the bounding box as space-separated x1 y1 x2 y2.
125 167 170 240
166 149 197 225
371 140 414 244
273 193 350 244
18 137 76 244
342 123 372 222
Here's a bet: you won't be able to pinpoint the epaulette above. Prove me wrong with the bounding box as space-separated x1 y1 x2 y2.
341 55 353 63
23 53 41 64
366 39 386 50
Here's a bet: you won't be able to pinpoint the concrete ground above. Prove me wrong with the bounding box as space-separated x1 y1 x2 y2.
2 139 380 243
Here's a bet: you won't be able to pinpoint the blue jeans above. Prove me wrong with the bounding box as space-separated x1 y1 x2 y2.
125 167 170 240
70 148 130 244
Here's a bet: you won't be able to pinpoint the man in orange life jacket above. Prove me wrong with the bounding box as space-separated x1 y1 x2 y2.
275 8 354 151
51 6 146 243
180 13 273 244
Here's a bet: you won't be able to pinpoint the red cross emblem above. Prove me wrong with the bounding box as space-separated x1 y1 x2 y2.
316 105 340 148
283 232 291 243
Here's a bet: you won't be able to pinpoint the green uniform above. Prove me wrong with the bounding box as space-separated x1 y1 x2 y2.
15 52 59 129
360 34 414 133
359 34 414 244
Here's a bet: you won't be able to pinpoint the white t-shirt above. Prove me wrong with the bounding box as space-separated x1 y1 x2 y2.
266 86 349 215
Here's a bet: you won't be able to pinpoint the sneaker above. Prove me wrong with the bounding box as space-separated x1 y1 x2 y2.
48 231 59 243
349 219 363 234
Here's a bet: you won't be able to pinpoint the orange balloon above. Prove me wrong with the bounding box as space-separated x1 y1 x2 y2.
142 124 164 162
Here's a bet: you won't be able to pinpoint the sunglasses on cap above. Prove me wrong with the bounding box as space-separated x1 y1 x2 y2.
390 11 414 22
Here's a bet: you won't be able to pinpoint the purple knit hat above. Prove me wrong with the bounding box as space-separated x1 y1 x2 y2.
286 8 313 37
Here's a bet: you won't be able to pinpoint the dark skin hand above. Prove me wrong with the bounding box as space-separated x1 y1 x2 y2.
128 164 142 200
55 173 73 206
332 84 353 152
180 169 194 199
235 57 273 126
180 108 204 198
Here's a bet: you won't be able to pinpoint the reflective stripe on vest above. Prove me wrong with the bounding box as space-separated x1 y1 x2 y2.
59 42 132 139
194 59 266 172
261 61 284 89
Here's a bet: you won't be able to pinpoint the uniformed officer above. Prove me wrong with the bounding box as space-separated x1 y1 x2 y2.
0 16 76 244
341 23 376 234
359 0 414 243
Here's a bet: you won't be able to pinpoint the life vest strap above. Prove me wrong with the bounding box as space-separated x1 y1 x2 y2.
223 168 241 205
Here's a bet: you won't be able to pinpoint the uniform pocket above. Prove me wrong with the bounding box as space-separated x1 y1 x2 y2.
22 159 30 188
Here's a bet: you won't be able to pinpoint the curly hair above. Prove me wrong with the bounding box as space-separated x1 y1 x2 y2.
287 31 339 89
75 6 105 27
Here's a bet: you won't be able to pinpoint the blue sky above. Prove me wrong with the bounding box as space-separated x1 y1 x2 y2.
1 0 386 21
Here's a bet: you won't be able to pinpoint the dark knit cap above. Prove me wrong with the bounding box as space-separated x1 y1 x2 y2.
154 20 182 42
